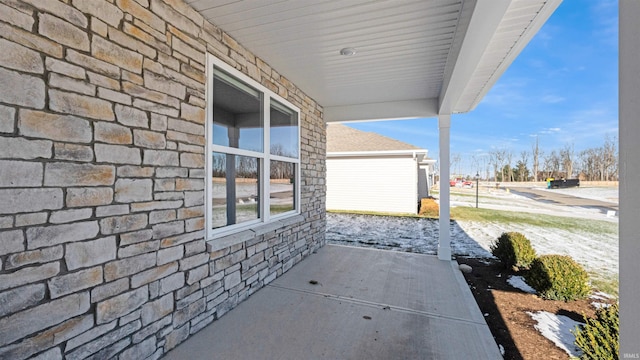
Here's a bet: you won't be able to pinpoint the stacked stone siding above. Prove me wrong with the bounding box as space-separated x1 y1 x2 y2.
0 0 326 358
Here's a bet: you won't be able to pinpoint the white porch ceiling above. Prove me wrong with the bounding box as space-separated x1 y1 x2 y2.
186 0 561 122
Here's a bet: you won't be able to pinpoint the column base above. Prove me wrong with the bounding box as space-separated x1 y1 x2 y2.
438 246 452 261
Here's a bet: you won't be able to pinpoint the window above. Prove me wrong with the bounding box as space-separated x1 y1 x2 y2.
206 55 300 238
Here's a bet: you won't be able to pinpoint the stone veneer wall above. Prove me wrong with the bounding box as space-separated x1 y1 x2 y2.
0 0 326 359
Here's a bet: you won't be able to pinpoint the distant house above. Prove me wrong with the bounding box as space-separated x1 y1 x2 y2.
327 123 436 214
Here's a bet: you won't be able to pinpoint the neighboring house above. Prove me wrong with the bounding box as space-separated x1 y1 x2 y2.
0 0 561 358
327 124 435 214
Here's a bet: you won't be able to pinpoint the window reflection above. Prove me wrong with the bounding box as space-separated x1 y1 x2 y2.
208 60 301 236
270 100 298 158
212 68 263 152
212 153 260 228
270 160 295 215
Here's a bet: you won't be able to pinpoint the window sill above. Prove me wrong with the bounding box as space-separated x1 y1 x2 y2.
206 214 305 253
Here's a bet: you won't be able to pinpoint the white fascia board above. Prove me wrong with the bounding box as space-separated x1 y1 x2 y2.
460 0 562 112
438 0 511 115
327 150 429 158
324 98 438 123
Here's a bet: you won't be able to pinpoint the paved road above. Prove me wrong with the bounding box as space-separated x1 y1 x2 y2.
508 187 619 214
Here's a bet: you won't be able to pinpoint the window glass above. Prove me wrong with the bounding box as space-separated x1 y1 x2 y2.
270 100 298 158
212 69 263 152
270 160 295 215
208 56 300 237
212 152 260 229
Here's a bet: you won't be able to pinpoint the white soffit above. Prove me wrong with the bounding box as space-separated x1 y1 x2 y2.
452 0 562 113
187 0 561 122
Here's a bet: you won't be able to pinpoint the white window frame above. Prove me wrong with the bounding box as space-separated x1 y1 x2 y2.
205 53 301 240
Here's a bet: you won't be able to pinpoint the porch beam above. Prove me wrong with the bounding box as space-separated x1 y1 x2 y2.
324 98 438 123
438 114 451 261
438 0 511 114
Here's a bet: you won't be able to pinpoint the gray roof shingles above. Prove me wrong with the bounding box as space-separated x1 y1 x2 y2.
326 123 423 153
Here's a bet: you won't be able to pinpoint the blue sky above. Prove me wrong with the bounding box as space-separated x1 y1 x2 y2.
346 0 618 177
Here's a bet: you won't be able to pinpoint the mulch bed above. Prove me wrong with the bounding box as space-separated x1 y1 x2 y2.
458 258 615 360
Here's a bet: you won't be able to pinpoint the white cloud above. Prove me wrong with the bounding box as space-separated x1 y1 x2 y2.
539 127 562 135
541 95 566 104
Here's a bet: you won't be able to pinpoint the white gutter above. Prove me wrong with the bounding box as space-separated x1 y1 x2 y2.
327 149 429 157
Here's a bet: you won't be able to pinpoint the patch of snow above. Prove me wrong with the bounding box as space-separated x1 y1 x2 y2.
325 213 495 258
507 276 536 294
455 220 618 281
447 187 618 222
590 291 616 300
499 344 505 356
326 212 618 283
527 311 584 358
327 185 619 287
592 302 612 310
588 292 616 312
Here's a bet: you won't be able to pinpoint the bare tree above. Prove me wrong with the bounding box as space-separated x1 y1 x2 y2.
532 137 541 182
560 143 575 178
484 155 491 181
469 154 486 179
471 154 479 176
543 150 561 179
602 135 618 181
432 159 440 184
496 149 507 182
579 148 597 180
213 153 226 177
451 153 461 178
505 150 514 182
489 150 500 181
519 150 529 181
578 136 618 181
470 153 487 179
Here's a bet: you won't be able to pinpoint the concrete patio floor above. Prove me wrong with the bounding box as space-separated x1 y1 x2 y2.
164 244 502 359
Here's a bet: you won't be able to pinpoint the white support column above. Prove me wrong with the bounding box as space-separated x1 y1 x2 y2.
438 114 451 261
620 0 640 351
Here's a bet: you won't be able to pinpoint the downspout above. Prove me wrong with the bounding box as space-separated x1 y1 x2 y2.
413 152 418 214
413 151 423 214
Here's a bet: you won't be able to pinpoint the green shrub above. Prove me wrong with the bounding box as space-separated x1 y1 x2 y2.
490 232 537 270
525 255 590 301
574 303 619 360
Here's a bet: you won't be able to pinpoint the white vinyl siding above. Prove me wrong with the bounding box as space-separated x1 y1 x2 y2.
326 156 418 214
